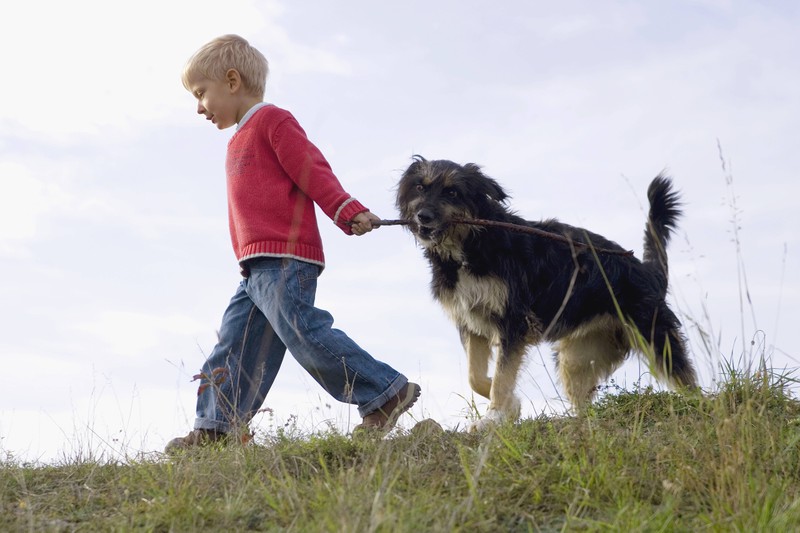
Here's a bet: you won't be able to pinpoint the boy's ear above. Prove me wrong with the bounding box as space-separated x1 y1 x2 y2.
225 69 242 92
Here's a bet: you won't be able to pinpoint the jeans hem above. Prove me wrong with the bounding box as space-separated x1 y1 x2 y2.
194 419 232 433
356 374 408 417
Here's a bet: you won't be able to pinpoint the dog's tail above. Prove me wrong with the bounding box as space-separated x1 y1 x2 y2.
643 174 681 283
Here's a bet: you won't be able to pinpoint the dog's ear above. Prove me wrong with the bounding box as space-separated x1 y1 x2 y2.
463 163 509 203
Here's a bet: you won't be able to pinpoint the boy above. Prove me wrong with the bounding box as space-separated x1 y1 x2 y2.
166 34 420 452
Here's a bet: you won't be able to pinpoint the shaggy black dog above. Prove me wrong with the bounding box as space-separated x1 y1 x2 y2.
397 156 697 430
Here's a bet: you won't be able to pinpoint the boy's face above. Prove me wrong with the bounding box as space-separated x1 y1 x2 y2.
186 74 241 130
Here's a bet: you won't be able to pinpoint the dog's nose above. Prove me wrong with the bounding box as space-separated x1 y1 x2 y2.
416 208 435 225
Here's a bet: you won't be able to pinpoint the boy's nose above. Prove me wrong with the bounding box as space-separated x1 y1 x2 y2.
196 102 206 115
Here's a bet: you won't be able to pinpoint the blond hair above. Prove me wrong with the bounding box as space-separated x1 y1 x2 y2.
182 34 269 98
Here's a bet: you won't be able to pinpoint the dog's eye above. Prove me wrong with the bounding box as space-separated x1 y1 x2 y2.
447 189 458 198
415 184 425 193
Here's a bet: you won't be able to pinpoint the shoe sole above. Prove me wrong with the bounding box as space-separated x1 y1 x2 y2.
385 382 421 428
354 382 422 434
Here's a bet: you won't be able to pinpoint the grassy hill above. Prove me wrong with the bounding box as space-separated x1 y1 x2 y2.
3 361 800 532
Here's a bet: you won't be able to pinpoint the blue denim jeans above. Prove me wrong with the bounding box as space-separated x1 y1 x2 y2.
194 257 408 432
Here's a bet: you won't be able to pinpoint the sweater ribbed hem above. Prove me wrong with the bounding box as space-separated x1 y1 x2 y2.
239 241 325 269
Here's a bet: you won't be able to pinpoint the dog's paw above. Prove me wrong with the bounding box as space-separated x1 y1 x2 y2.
467 397 522 433
468 411 501 432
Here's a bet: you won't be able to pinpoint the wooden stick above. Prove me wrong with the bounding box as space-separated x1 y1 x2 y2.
370 218 634 257
453 218 634 256
370 219 410 227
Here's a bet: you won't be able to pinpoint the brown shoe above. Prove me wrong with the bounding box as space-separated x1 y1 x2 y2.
164 429 228 454
165 428 254 454
354 382 421 433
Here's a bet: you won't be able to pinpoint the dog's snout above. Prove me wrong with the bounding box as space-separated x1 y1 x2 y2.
416 208 435 225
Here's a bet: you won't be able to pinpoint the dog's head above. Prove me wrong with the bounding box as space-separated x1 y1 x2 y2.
396 155 509 247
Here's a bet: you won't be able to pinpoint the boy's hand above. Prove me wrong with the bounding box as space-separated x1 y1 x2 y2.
350 212 380 236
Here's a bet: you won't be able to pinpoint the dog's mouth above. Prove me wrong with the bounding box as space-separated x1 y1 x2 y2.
411 220 453 245
416 224 437 240
406 206 473 246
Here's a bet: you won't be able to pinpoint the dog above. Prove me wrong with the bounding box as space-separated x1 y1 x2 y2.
397 156 697 431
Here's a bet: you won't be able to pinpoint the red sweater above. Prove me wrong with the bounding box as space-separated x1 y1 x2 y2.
225 104 368 269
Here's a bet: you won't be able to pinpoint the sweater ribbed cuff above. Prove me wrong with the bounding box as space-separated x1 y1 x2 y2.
334 198 368 234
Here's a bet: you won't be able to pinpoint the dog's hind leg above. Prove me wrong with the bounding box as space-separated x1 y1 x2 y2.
461 329 493 399
555 321 628 411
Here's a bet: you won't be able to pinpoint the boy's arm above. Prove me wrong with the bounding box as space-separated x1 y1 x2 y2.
272 115 373 234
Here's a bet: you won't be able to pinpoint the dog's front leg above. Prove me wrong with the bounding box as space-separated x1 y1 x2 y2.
469 344 524 432
461 329 492 399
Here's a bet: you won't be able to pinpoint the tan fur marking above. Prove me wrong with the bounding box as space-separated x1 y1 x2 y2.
464 332 492 398
489 348 525 413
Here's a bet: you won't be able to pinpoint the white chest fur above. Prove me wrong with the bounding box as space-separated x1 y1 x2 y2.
438 268 509 342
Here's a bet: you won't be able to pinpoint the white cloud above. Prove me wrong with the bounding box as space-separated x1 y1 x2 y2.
0 0 266 139
0 0 356 143
0 161 72 256
71 310 207 359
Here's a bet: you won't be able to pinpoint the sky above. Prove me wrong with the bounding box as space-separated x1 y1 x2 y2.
1 0 798 464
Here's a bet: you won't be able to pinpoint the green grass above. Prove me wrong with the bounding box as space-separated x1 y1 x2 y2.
3 362 800 532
